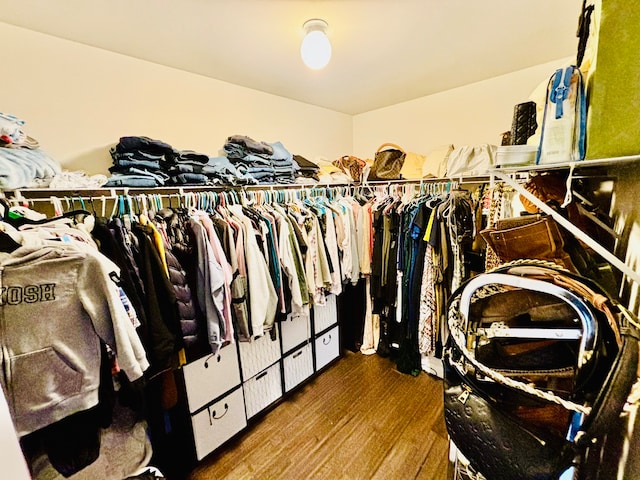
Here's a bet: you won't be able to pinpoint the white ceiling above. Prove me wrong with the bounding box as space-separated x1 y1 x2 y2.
0 0 583 115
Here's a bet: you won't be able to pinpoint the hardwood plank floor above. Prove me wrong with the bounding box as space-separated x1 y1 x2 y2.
187 350 449 480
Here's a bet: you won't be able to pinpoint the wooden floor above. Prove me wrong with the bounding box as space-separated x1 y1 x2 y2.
187 351 450 480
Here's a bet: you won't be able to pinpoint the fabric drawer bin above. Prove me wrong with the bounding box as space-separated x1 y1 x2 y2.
239 325 281 380
313 293 338 334
191 387 247 461
281 308 311 355
283 343 314 392
243 362 283 419
314 325 340 371
183 343 241 413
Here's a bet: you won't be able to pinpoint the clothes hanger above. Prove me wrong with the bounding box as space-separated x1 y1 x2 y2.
3 207 92 228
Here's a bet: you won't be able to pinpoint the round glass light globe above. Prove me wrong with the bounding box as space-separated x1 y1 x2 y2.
301 30 332 70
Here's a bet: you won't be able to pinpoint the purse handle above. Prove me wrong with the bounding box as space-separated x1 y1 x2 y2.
448 295 592 415
376 142 406 154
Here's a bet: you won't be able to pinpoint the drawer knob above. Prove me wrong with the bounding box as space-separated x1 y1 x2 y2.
204 353 222 368
208 403 229 424
322 335 332 345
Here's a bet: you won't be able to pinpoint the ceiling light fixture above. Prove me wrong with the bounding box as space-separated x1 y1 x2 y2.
300 19 332 70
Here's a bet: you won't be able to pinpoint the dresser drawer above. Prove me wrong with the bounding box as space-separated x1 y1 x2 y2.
281 308 311 354
313 293 338 334
314 325 340 371
243 362 283 419
183 343 241 413
283 343 314 393
238 325 281 380
191 387 247 461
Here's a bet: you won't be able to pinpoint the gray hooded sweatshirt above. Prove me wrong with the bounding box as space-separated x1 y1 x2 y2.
0 243 149 436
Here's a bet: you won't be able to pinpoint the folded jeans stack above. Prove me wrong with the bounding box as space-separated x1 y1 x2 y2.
223 135 298 184
106 136 177 187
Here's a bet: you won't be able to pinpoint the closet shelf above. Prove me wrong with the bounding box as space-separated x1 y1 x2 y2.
491 153 640 175
0 175 491 201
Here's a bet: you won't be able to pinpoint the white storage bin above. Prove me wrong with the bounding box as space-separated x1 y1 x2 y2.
314 325 340 371
182 343 241 413
283 343 314 392
243 362 283 419
495 145 537 167
190 387 247 461
281 308 311 354
313 293 338 334
238 325 281 380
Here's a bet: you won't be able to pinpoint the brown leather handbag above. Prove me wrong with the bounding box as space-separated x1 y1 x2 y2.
332 155 366 182
368 143 405 181
480 214 577 272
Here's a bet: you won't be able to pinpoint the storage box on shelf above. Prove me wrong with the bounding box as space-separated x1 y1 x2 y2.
283 343 315 392
280 307 315 392
238 325 282 380
239 324 283 419
190 387 247 461
311 293 341 372
243 362 283 419
495 145 537 168
181 342 247 461
280 308 312 355
182 344 242 413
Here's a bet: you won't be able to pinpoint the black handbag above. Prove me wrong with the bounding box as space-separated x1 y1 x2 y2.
510 100 538 145
444 360 573 480
444 261 639 480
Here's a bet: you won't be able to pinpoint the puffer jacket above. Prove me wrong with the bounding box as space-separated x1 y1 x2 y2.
154 209 207 359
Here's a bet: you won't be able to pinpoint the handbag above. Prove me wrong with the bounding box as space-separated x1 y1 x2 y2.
446 144 497 177
368 143 405 181
422 144 453 178
480 214 578 272
332 155 366 182
444 261 639 480
510 100 538 145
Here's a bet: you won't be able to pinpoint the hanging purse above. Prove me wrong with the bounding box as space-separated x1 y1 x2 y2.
479 214 578 272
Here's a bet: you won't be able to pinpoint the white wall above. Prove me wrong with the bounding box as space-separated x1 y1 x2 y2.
0 386 30 480
352 58 573 160
0 22 352 175
0 20 576 176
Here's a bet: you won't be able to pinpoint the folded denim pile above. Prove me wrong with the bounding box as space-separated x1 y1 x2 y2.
105 136 257 187
223 135 299 185
0 112 62 189
106 136 175 187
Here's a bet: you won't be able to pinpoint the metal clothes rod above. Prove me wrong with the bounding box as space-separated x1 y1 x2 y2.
2 177 484 203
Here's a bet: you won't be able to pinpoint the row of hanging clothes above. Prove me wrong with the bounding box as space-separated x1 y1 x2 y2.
0 183 387 478
0 180 486 477
366 181 485 375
